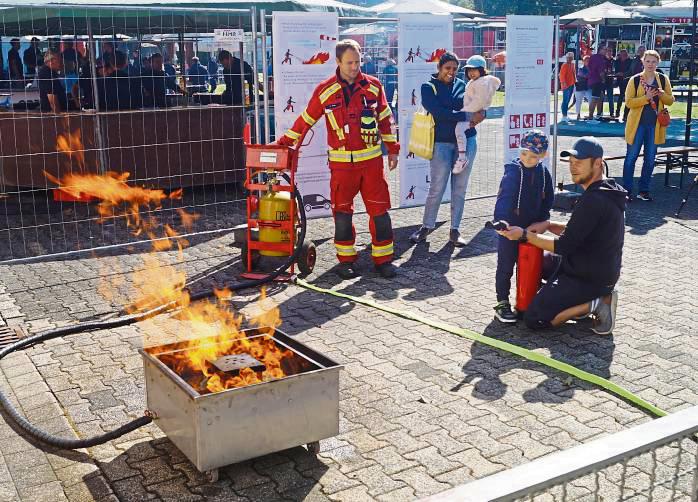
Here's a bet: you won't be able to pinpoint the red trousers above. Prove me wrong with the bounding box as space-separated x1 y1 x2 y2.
330 159 394 265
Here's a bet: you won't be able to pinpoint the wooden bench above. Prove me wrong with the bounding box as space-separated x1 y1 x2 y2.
561 146 698 189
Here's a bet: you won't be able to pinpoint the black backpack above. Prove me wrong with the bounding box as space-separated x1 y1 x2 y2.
632 72 666 96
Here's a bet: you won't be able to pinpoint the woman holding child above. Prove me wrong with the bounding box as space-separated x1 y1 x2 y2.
409 53 498 247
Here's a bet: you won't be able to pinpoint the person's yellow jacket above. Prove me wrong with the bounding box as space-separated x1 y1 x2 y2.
624 72 674 145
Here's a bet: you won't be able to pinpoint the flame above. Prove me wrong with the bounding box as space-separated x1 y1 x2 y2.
303 52 330 65
45 171 181 233
56 126 86 171
49 136 301 395
45 127 300 393
427 48 448 63
149 288 301 394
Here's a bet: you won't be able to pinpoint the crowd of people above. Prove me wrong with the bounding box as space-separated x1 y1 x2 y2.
277 43 624 335
559 44 648 124
1 40 257 113
559 45 675 202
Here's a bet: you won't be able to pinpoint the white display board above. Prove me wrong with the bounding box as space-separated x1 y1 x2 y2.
397 14 453 207
503 15 554 166
272 12 338 218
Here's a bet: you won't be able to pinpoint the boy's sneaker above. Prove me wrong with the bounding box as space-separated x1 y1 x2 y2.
591 290 618 335
452 157 469 175
637 191 653 202
409 226 432 243
494 301 517 323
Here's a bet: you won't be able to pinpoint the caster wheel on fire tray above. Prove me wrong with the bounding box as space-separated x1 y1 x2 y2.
296 241 316 276
240 241 261 270
307 441 321 455
205 469 219 483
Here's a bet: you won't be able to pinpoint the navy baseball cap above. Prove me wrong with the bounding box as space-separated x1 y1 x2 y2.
560 137 604 160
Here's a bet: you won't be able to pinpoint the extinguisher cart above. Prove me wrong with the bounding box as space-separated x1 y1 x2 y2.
241 143 316 279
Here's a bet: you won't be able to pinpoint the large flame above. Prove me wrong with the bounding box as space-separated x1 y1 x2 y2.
152 288 298 394
303 52 330 65
45 170 181 232
49 132 298 395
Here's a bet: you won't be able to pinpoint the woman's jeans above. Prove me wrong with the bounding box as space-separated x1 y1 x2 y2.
561 86 574 117
622 123 657 194
574 90 591 117
422 141 476 230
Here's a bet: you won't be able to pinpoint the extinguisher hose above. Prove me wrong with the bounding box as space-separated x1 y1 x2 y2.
0 174 308 449
294 279 668 419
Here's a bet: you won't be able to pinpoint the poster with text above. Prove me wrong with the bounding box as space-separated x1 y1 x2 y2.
398 14 453 208
273 12 338 218
504 15 553 168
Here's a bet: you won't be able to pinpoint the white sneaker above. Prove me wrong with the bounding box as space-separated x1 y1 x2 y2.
452 157 468 175
561 116 570 124
587 119 600 125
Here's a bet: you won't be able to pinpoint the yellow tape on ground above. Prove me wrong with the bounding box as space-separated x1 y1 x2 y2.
294 278 667 418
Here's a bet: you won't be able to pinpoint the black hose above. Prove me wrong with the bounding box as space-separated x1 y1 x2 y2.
0 174 307 449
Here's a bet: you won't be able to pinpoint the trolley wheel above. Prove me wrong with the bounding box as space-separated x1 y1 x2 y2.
205 469 219 483
240 241 261 270
297 241 316 276
307 441 321 455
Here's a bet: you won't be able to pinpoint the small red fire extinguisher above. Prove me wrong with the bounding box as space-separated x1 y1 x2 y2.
516 242 544 314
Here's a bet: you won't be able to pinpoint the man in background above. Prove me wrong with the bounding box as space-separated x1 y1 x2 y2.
586 46 606 123
23 37 42 79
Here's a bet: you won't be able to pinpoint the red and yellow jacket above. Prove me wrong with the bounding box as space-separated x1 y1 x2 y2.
279 69 399 168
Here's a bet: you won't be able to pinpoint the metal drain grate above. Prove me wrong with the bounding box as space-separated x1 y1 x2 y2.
0 326 26 349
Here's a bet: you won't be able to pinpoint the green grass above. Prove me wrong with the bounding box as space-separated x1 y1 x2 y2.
492 90 696 119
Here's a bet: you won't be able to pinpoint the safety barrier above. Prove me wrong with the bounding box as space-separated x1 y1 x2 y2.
423 405 698 501
0 4 259 262
1 8 517 262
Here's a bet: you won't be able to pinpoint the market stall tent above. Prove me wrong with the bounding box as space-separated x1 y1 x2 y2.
561 1 646 25
0 0 372 35
372 0 481 16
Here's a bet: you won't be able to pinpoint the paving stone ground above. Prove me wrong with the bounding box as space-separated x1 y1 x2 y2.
0 131 697 501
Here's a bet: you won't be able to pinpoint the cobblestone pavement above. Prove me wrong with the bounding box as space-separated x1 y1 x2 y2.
0 134 697 501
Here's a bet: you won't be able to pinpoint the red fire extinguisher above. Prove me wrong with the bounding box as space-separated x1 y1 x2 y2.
516 242 543 314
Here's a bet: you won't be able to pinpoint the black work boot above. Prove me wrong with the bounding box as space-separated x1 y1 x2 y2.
375 262 397 278
335 262 360 280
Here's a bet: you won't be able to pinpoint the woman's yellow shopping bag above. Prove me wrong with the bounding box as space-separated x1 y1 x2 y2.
408 107 434 160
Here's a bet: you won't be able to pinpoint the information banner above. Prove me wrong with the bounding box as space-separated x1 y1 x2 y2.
398 14 453 207
503 15 554 166
273 12 338 218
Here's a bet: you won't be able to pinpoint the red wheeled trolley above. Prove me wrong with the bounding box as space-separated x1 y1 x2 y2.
240 143 316 279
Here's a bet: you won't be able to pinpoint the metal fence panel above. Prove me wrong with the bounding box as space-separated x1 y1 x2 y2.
422 405 698 502
0 5 257 262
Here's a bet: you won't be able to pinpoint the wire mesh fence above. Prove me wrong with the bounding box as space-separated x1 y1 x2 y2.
1 8 512 262
423 405 698 502
0 5 258 262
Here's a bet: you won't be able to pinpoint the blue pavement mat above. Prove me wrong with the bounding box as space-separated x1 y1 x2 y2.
556 118 698 146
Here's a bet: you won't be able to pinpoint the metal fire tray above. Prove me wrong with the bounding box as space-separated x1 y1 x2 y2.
139 327 342 479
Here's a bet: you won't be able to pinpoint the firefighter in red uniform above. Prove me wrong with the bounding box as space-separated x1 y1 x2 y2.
277 40 400 279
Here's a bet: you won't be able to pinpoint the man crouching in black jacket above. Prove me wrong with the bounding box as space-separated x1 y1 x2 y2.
497 137 627 335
